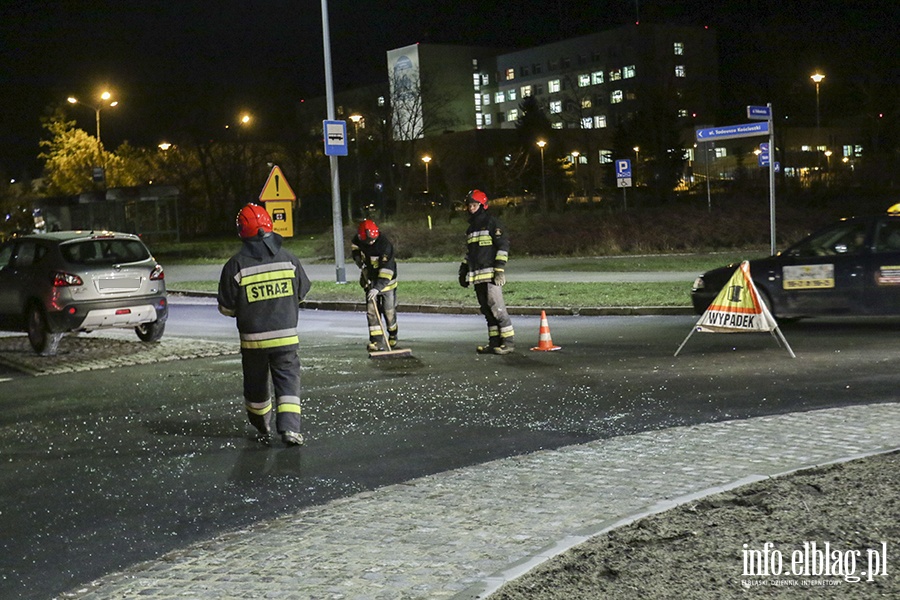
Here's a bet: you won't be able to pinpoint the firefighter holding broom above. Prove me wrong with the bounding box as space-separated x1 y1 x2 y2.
351 219 400 353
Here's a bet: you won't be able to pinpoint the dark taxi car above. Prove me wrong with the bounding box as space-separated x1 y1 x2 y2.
691 212 900 319
0 231 168 355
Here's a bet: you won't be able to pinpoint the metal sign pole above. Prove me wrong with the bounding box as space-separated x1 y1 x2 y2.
321 0 346 284
767 103 776 256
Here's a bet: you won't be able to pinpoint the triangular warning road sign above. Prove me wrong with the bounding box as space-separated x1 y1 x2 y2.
696 261 777 333
675 261 795 357
259 165 296 202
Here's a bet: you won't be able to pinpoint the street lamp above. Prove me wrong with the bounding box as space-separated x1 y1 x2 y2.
67 91 117 145
421 155 432 193
810 72 825 167
570 151 580 194
633 146 640 186
348 114 363 221
537 139 547 211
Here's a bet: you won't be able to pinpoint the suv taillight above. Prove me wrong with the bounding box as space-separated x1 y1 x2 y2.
52 272 83 287
150 264 164 280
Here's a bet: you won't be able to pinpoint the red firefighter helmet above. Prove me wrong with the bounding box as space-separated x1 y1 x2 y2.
465 189 489 209
236 203 273 239
358 219 380 243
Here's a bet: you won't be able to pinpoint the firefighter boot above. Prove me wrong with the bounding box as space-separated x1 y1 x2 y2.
476 336 502 354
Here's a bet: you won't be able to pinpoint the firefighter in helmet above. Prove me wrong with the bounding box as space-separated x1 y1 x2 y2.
218 203 311 446
458 189 515 354
351 219 399 351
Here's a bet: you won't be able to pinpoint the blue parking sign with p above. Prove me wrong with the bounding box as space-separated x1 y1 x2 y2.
616 159 632 178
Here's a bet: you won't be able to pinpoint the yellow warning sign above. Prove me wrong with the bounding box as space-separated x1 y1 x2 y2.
675 261 795 357
265 200 294 238
259 165 296 202
698 261 774 333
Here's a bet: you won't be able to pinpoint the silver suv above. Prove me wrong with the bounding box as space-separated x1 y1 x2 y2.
0 231 168 355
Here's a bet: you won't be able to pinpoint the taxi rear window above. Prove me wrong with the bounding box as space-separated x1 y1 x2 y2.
61 239 150 265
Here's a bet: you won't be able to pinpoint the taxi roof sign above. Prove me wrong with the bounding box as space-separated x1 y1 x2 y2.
259 165 296 202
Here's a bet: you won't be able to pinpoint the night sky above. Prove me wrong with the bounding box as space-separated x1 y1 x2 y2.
1 0 897 178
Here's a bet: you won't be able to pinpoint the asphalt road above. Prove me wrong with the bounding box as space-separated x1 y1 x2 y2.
1 299 898 599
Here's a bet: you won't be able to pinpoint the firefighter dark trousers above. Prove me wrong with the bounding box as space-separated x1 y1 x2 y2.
474 282 514 347
366 289 398 344
241 348 302 435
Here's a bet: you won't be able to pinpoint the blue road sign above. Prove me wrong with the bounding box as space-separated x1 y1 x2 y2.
615 159 632 178
747 105 772 120
323 120 348 156
696 121 769 142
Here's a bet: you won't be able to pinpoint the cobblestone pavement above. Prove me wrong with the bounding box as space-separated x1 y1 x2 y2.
56 402 900 600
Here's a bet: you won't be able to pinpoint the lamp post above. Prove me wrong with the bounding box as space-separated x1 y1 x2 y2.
67 91 117 145
349 114 363 221
421 155 432 193
633 146 640 186
537 139 547 212
570 151 579 195
810 72 825 168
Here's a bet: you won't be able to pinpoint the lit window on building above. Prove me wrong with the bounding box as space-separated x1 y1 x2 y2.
609 69 622 81
550 100 562 114
674 42 684 55
484 113 493 126
473 74 481 90
626 91 636 101
581 98 592 109
623 65 636 78
552 122 563 130
854 145 863 155
678 109 688 117
483 93 490 106
508 88 517 101
507 109 518 121
611 90 623 104
521 85 532 98
549 79 561 93
377 96 385 107
715 148 727 158
579 74 591 87
592 71 604 85
495 91 505 103
506 68 515 80
476 114 483 127
594 115 607 128
675 65 686 78
599 150 612 164
581 117 593 129
843 145 853 157
482 74 490 85
474 94 482 108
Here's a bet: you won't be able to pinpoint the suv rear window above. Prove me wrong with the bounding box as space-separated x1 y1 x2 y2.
60 239 151 265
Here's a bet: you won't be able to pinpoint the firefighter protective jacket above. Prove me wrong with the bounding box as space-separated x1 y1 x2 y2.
218 232 311 351
350 234 398 292
463 208 509 284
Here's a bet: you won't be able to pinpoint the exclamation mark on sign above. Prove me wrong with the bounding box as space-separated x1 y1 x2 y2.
274 175 280 196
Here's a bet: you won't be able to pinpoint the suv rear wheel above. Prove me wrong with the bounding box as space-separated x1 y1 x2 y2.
135 318 166 342
27 303 64 356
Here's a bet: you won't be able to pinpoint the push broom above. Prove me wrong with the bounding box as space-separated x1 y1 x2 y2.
368 297 412 359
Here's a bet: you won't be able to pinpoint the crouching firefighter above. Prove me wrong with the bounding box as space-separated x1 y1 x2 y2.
351 219 399 351
218 203 311 446
458 189 515 354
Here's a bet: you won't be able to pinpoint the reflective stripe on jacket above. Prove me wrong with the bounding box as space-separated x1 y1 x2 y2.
464 209 509 284
218 234 311 351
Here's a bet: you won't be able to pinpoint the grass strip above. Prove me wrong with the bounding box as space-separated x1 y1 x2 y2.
173 280 692 308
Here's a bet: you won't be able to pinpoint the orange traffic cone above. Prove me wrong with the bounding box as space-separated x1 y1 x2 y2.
531 310 561 351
